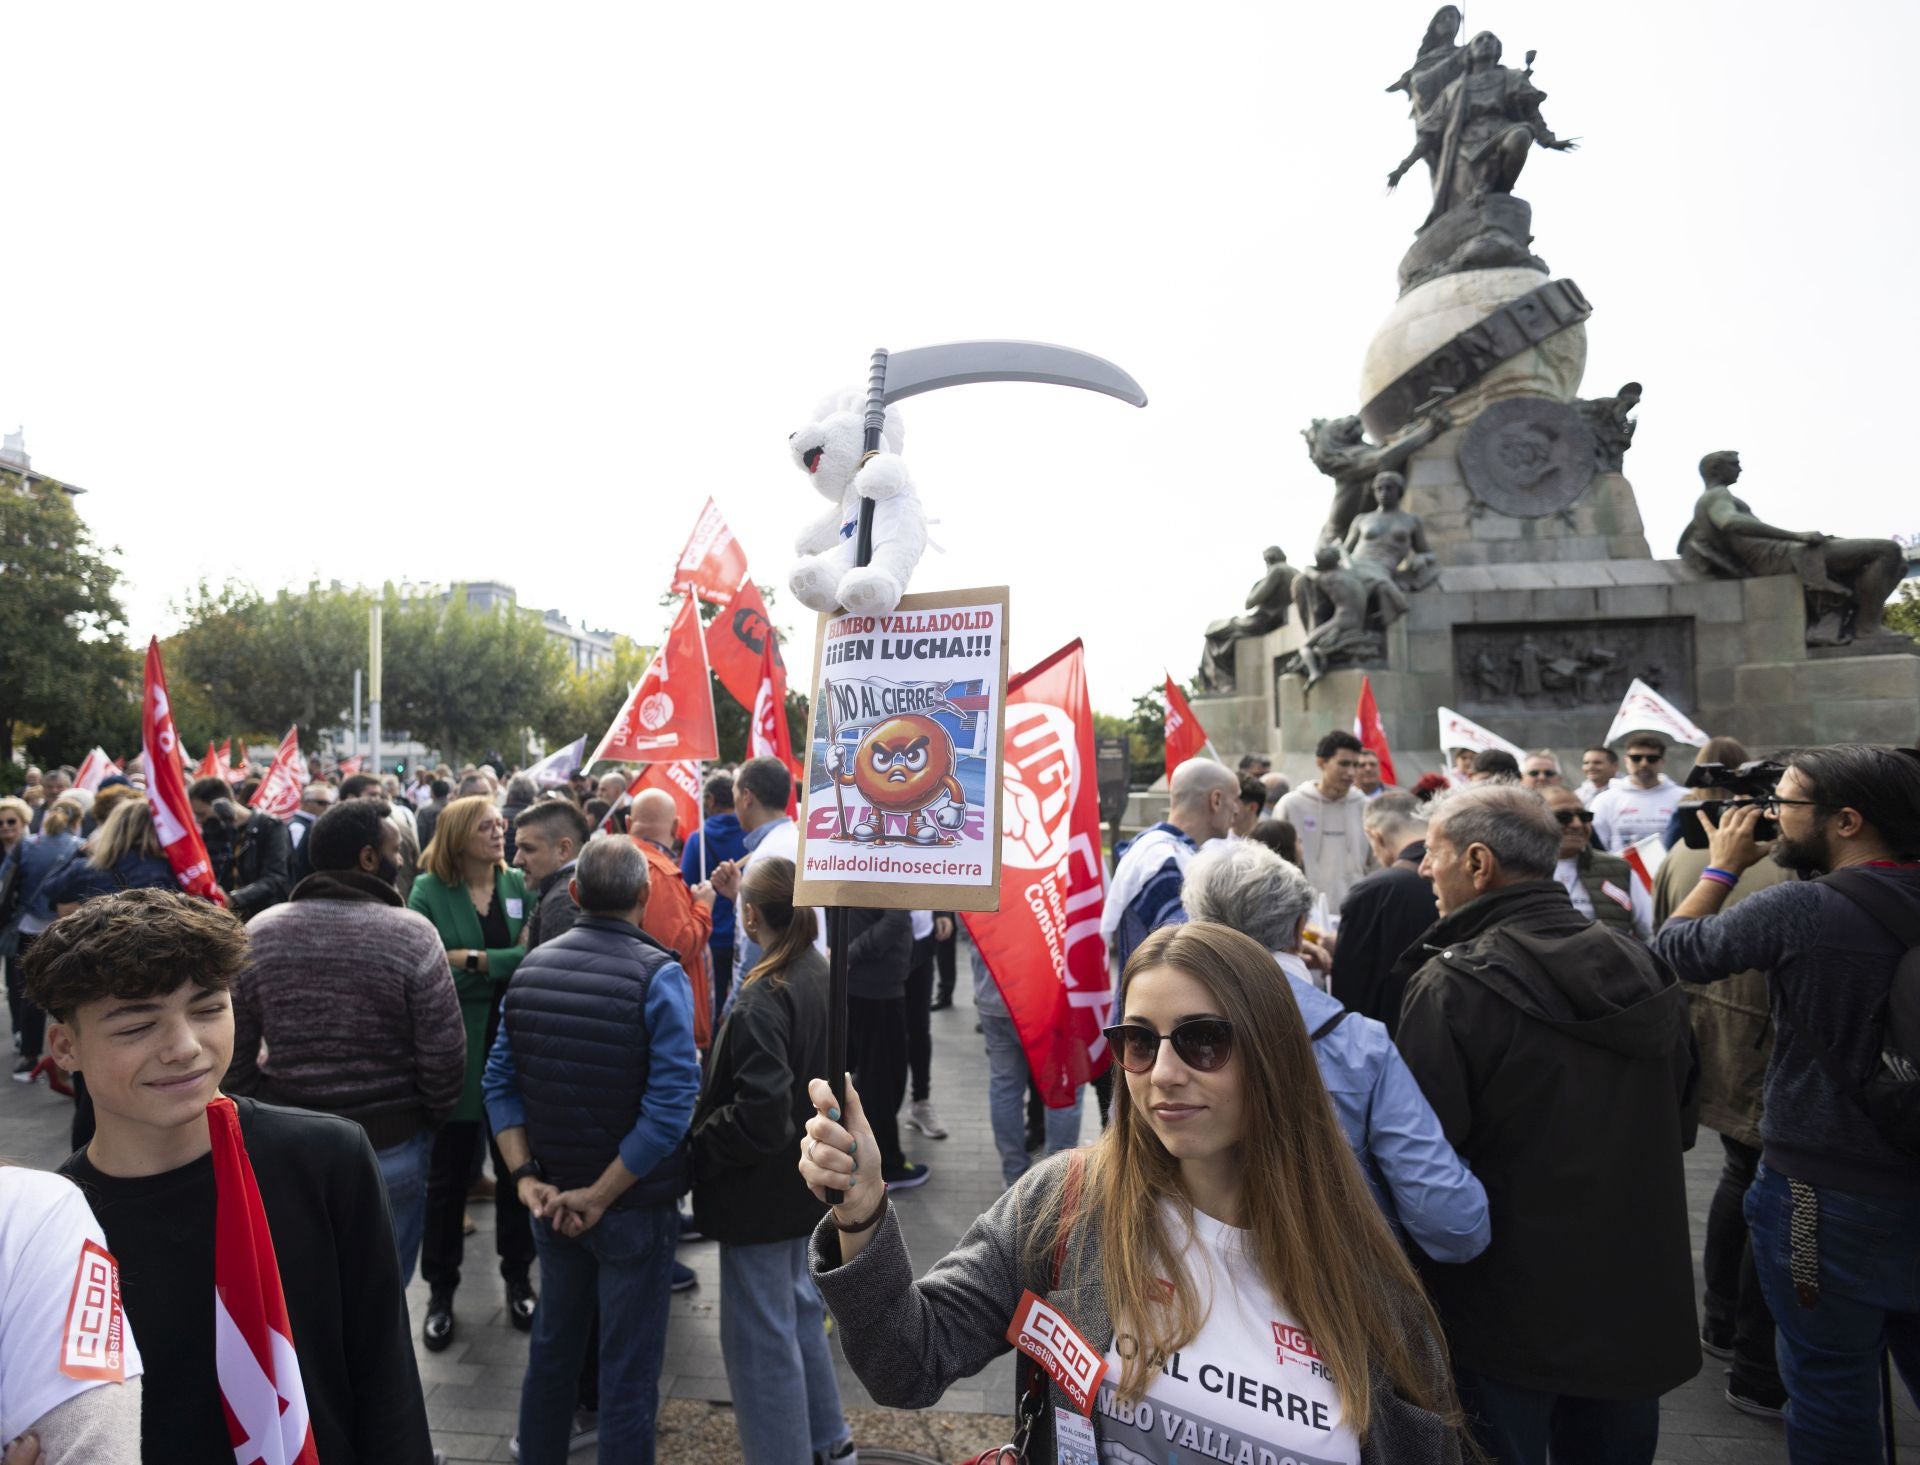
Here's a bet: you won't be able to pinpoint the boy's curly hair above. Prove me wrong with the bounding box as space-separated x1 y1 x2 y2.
23 888 248 1022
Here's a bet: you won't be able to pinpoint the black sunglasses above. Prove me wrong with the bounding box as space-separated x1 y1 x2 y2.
1102 1018 1235 1074
1627 752 1664 763
1554 809 1595 825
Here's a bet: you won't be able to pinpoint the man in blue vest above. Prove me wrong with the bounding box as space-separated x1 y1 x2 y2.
484 836 700 1465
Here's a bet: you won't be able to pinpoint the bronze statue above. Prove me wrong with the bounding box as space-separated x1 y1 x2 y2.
1289 545 1377 692
1385 7 1467 190
1343 472 1440 630
1576 381 1642 473
1305 406 1452 547
1679 451 1905 646
1395 30 1575 227
1199 547 1299 692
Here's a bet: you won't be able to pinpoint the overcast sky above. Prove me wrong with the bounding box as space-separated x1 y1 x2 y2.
6 2 1916 728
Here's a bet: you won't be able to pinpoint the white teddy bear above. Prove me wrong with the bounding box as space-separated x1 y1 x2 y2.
787 387 927 618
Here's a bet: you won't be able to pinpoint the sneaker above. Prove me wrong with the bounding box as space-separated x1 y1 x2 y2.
1700 1325 1733 1361
670 1261 698 1293
814 1441 858 1465
1724 1373 1787 1420
10 1055 34 1082
905 1100 949 1139
570 1408 599 1450
882 1161 932 1190
678 1208 704 1242
506 1275 537 1332
423 1291 455 1352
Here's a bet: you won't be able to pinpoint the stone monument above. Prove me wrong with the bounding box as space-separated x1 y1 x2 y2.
1193 15 1919 780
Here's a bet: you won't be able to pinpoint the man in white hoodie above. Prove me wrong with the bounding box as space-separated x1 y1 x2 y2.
1276 730 1371 908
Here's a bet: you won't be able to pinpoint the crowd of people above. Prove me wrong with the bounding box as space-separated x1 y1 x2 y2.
1 730 1916 1465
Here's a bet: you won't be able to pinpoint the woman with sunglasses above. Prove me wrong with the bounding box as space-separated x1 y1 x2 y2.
799 921 1465 1464
1544 785 1651 937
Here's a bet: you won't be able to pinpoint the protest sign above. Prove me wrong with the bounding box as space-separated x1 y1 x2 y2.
794 586 1009 912
1605 678 1709 748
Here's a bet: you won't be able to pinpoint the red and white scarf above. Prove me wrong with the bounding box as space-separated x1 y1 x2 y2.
208 1096 320 1464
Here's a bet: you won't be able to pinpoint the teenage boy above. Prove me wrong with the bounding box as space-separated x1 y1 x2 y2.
27 888 433 1465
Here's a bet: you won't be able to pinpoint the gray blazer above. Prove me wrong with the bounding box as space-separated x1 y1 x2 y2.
810 1151 1462 1464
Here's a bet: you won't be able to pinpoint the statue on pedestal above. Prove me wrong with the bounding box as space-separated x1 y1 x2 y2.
1678 451 1906 646
1305 405 1452 547
1285 546 1380 692
1384 7 1467 187
1199 546 1299 693
1344 472 1441 626
1575 381 1642 473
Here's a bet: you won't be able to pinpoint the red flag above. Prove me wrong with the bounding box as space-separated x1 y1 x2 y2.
748 632 800 815
141 639 224 903
337 755 363 777
671 497 750 606
249 728 305 820
1162 674 1208 784
706 578 782 711
226 739 250 786
193 741 225 782
207 1097 320 1465
73 747 117 792
1353 675 1398 786
601 762 702 842
963 641 1111 1105
588 594 719 768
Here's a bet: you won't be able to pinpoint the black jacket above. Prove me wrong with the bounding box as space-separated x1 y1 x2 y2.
61 1098 432 1465
1333 841 1435 1036
228 810 293 920
845 906 913 999
524 861 580 950
1394 880 1700 1399
691 945 832 1244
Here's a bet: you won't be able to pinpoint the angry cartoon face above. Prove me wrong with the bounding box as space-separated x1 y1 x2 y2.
851 715 955 812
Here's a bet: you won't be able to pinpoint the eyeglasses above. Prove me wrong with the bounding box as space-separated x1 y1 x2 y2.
1102 1018 1235 1074
1756 797 1826 815
1627 753 1664 764
1524 768 1559 780
1553 809 1595 826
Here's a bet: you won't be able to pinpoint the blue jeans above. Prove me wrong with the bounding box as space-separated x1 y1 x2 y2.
980 1012 1083 1188
1453 1367 1659 1465
374 1129 434 1286
719 1238 851 1464
1746 1162 1920 1463
520 1201 678 1465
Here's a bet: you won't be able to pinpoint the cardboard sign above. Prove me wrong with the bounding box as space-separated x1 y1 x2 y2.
794 586 1009 912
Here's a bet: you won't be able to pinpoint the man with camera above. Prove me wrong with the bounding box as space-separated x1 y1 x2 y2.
1653 743 1920 1462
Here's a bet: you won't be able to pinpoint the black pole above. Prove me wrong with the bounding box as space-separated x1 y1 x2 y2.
823 348 890 1205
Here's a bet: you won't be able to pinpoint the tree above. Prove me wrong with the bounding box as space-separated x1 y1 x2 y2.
381 588 568 766
536 636 659 750
1126 684 1168 788
1887 581 1920 643
0 480 131 765
168 580 371 747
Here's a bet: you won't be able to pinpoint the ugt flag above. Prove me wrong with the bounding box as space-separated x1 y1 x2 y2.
1354 674 1397 787
208 1097 319 1465
600 761 703 842
671 498 750 606
142 639 223 903
1162 674 1209 784
73 747 118 793
249 728 305 820
963 640 1111 1106
1604 678 1709 748
587 594 719 768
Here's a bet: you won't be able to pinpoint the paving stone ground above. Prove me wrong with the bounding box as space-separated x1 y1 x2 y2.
6 941 1916 1463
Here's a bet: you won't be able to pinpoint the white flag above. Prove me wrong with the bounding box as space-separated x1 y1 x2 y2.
73 747 117 793
1604 679 1708 747
1436 706 1525 760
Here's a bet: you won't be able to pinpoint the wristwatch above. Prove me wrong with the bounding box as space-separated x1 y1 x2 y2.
465 951 481 972
509 1159 543 1183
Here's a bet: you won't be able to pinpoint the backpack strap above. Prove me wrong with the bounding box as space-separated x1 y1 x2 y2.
1310 1009 1351 1041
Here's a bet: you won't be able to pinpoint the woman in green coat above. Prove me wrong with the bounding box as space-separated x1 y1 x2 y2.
408 793 533 1351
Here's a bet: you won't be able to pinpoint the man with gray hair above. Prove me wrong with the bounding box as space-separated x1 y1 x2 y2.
1331 791 1437 1035
1100 757 1240 979
1393 784 1699 1462
484 833 700 1463
1183 840 1489 1265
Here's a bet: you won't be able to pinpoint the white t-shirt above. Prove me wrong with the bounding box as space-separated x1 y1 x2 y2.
1096 1203 1359 1465
0 1168 144 1444
1589 776 1681 853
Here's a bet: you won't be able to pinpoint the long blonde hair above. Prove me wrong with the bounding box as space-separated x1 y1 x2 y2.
420 795 503 885
739 856 818 988
89 799 164 868
1068 921 1456 1439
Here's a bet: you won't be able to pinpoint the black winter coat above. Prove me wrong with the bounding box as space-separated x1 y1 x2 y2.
1393 879 1701 1400
845 906 913 999
690 945 832 1244
1333 841 1435 1037
229 810 293 920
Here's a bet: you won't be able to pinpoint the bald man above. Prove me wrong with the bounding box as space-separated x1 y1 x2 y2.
628 788 717 1045
1100 757 1240 985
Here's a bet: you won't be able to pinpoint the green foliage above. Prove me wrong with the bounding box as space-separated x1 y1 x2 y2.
1886 581 1920 643
380 589 568 766
0 478 131 765
1126 684 1168 787
536 636 660 750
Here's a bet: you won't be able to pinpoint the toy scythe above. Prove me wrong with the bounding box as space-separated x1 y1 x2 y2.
823 339 1147 1199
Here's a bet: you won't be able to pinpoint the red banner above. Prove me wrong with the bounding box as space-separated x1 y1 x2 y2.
1354 674 1397 787
588 593 719 767
249 727 305 820
705 578 782 712
962 640 1110 1106
141 639 223 903
671 497 750 606
601 761 703 843
748 631 800 815
1163 674 1208 784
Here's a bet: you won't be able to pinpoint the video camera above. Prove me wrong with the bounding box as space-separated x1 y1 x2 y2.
1679 759 1788 848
